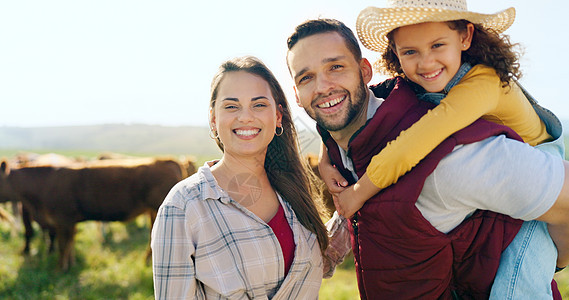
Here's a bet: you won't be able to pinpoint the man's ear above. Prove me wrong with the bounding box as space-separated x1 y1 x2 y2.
293 85 303 107
360 58 373 85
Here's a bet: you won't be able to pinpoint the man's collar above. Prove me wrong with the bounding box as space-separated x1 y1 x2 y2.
366 87 384 121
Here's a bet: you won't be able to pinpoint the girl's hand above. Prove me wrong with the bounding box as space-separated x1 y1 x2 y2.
318 143 348 194
334 186 366 218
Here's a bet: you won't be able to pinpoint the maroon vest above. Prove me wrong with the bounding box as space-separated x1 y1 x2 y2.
320 77 526 299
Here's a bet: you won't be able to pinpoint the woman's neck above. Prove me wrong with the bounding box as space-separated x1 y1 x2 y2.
212 153 267 178
211 152 279 220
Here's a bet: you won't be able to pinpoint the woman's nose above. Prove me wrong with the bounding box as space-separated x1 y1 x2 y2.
237 107 254 122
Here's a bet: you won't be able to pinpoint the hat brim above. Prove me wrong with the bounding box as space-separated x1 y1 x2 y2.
356 6 516 53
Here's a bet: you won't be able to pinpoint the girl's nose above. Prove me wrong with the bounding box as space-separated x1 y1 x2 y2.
418 52 435 69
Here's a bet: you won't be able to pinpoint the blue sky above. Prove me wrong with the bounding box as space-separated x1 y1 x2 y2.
1 0 567 129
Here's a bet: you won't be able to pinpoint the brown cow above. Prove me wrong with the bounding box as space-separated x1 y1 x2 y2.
0 158 185 271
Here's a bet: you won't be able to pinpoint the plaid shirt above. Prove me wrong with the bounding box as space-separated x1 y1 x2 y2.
151 164 324 299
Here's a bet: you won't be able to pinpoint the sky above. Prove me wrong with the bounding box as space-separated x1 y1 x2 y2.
1 0 567 130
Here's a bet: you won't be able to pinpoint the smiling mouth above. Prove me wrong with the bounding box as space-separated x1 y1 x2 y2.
421 69 443 79
317 95 346 108
234 129 261 137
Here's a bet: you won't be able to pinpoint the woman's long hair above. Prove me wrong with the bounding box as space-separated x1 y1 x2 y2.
380 20 522 88
209 56 329 253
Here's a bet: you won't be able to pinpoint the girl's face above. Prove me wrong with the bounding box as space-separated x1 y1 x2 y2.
392 21 474 93
211 71 282 158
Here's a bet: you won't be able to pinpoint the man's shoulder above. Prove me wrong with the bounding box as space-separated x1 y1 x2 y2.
369 77 398 99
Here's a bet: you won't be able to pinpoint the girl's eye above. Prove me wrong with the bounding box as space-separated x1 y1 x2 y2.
432 43 444 49
403 50 416 56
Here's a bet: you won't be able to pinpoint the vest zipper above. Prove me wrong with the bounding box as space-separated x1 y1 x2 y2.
352 215 359 237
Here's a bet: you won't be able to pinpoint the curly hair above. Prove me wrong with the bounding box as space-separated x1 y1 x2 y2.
380 20 522 88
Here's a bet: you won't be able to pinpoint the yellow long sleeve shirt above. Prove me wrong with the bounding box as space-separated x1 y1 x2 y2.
366 64 552 188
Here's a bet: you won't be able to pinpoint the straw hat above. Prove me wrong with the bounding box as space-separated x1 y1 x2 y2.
357 0 515 54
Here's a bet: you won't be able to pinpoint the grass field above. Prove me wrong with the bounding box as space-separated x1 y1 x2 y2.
1 149 568 299
1 211 568 299
0 211 359 299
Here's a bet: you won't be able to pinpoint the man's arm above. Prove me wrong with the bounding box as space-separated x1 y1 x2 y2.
537 160 569 224
430 135 567 267
538 160 569 267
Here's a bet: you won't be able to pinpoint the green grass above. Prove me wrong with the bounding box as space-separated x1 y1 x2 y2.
2 207 569 299
0 208 358 299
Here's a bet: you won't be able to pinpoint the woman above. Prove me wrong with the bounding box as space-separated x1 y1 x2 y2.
151 56 330 299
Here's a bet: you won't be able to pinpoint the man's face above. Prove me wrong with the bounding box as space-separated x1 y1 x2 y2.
287 32 371 132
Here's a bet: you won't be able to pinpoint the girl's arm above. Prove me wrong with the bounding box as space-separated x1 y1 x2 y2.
338 67 501 215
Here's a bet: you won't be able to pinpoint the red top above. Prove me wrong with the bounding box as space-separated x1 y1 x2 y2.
267 204 295 276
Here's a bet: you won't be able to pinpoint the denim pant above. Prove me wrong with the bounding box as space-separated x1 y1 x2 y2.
490 220 556 299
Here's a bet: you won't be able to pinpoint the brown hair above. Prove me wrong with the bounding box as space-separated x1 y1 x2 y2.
209 56 329 253
380 20 522 88
287 18 362 68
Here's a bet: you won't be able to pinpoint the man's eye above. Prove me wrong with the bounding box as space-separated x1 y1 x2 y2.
331 65 343 70
298 75 311 84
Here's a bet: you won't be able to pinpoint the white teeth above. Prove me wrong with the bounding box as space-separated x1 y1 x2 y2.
235 129 260 136
422 69 442 79
317 96 345 108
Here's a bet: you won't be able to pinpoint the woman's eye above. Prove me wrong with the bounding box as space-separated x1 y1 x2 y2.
224 105 238 110
254 103 267 108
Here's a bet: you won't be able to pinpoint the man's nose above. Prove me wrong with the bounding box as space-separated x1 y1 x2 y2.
315 74 335 95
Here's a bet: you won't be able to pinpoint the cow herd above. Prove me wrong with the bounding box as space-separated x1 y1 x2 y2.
0 152 330 272
0 154 197 271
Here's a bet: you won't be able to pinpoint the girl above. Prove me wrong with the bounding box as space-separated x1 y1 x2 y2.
151 56 330 299
333 0 565 223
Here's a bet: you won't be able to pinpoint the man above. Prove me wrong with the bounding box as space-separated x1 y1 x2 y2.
286 19 569 299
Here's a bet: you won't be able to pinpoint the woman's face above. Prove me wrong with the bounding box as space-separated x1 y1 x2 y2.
212 71 282 158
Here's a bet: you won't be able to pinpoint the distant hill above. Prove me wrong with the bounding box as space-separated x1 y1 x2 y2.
0 124 322 157
1 120 566 159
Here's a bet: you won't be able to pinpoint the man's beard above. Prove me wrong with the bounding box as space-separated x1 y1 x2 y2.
312 77 367 132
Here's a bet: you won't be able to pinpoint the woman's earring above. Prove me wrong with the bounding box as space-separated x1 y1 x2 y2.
275 126 284 136
209 127 219 139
